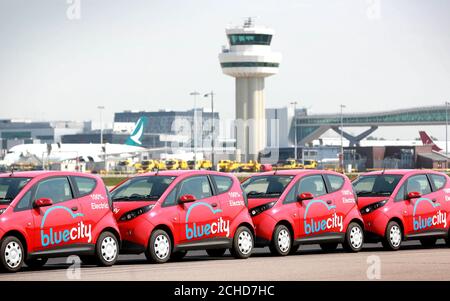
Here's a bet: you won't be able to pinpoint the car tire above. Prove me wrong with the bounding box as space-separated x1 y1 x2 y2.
343 222 364 252
145 229 172 263
269 225 292 256
420 237 437 248
95 231 119 266
382 221 402 251
25 258 48 269
320 243 339 252
170 250 187 261
0 236 24 273
206 248 226 257
230 226 253 259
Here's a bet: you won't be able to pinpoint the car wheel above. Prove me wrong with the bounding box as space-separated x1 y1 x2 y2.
206 248 226 257
320 243 339 252
170 250 187 261
420 237 437 248
95 231 119 266
25 258 48 269
0 236 24 273
343 222 364 252
382 221 402 251
230 226 253 259
269 225 292 256
145 229 172 263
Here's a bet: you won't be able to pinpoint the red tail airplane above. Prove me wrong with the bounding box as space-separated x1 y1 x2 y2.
419 131 443 152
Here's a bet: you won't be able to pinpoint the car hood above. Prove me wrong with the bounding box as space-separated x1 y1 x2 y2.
248 197 279 209
112 200 157 219
357 196 390 209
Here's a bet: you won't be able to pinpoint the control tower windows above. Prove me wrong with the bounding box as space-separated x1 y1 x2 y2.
228 34 272 46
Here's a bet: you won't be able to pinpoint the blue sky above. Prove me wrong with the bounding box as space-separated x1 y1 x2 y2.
0 0 449 139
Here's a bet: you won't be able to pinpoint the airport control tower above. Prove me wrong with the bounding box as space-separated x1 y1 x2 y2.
219 18 282 162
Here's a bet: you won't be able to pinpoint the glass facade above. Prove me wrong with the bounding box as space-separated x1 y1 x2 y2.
297 108 449 126
228 34 272 45
220 62 279 68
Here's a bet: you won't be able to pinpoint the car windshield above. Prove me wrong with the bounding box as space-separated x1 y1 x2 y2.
0 177 31 204
353 174 402 197
241 175 294 198
111 176 176 201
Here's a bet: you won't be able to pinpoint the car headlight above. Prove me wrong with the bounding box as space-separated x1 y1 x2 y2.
120 205 154 221
250 201 276 217
0 208 5 215
360 200 388 215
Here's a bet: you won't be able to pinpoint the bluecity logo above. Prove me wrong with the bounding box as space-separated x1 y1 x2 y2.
41 206 92 247
185 202 230 240
303 200 343 235
413 198 447 231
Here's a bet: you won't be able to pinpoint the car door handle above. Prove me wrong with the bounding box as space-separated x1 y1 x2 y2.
211 203 218 208
326 200 333 205
71 206 78 212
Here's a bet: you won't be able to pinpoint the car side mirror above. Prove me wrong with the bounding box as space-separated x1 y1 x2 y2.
34 198 53 208
179 194 196 204
297 192 314 202
407 191 421 200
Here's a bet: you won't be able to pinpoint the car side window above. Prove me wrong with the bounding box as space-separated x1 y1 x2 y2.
213 176 233 194
283 185 297 204
73 176 97 196
34 177 73 204
297 175 327 197
394 184 406 201
430 174 446 191
162 187 177 207
178 176 212 200
326 175 345 192
406 175 431 196
15 190 33 211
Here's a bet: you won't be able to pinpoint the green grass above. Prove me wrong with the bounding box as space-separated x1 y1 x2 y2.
102 177 129 187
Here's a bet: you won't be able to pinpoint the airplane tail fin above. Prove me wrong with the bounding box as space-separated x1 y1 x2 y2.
125 117 148 146
419 131 442 152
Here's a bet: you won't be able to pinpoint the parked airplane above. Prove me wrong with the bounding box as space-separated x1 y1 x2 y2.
419 131 444 152
3 117 149 166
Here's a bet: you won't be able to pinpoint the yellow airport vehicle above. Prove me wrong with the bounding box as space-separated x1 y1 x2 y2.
274 159 302 170
218 160 241 172
237 160 261 172
165 159 188 170
303 159 318 169
187 160 213 170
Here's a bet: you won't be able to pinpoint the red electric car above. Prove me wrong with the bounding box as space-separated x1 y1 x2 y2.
242 170 364 256
0 171 120 272
353 170 450 250
111 170 254 263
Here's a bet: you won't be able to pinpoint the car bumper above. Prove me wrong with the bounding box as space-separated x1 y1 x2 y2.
118 217 154 253
361 210 390 238
251 213 277 246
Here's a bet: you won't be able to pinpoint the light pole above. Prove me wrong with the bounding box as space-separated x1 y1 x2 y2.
204 91 215 168
290 101 298 162
190 92 200 168
340 104 346 172
446 101 449 158
97 106 105 144
97 106 106 172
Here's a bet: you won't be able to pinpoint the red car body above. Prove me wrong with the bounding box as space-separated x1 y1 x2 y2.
110 170 255 263
0 171 120 272
354 170 450 249
243 170 364 255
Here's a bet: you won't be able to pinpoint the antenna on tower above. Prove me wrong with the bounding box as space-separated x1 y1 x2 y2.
243 17 256 28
